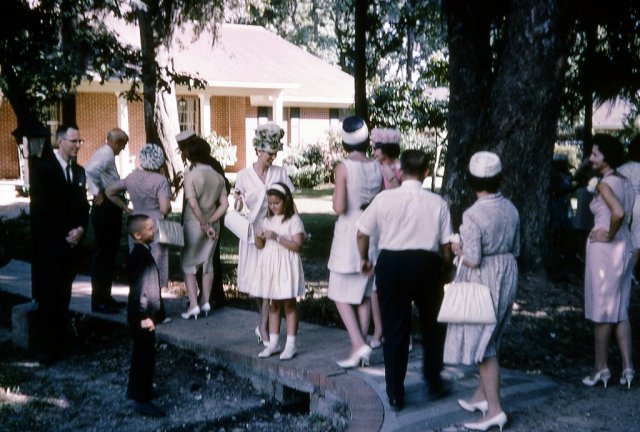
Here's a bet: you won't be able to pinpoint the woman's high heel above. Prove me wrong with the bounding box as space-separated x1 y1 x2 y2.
620 368 635 389
582 368 611 388
458 399 489 417
200 302 211 317
336 344 372 369
181 305 200 320
463 411 507 431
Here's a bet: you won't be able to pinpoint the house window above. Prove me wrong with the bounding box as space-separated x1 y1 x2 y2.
178 96 199 133
258 106 272 124
329 108 340 127
289 108 300 146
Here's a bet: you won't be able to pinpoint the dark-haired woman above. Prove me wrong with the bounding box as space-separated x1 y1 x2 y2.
179 138 229 320
443 151 519 432
583 134 634 389
328 116 383 368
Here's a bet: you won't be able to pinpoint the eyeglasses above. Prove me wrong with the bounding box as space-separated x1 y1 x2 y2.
65 138 85 145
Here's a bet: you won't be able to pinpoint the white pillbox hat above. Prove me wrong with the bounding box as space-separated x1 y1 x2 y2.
469 151 502 178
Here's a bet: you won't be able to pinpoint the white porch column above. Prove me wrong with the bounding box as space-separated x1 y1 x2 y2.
271 92 284 126
116 94 132 176
199 93 211 137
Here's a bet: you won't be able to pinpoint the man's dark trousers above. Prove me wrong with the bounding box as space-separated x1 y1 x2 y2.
91 199 122 307
375 249 447 403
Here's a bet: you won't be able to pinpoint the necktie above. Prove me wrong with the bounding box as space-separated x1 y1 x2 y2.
65 162 72 183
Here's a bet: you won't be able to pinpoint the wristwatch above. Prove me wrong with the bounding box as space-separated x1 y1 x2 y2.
276 235 282 243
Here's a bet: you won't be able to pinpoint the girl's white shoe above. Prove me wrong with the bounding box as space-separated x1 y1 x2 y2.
258 334 280 358
279 344 297 360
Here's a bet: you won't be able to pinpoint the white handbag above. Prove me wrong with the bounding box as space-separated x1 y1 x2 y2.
155 219 184 247
225 210 255 244
437 258 496 325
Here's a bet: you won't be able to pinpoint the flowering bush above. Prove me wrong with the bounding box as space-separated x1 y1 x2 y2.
205 132 237 168
283 129 347 188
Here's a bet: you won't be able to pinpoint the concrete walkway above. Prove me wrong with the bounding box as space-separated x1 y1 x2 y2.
0 258 557 431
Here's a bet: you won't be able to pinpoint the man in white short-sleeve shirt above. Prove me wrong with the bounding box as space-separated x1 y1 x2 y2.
357 149 454 411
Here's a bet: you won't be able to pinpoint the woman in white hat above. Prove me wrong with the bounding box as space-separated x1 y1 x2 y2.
443 151 520 431
106 143 172 298
328 116 383 368
234 123 295 346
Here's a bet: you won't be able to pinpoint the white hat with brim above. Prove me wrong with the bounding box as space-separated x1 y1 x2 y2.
469 151 502 178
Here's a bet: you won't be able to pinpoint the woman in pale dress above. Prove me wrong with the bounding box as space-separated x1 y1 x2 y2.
369 127 402 349
106 143 171 293
616 135 640 275
234 123 295 345
179 138 229 319
328 116 383 368
254 183 306 360
444 151 519 432
582 134 635 389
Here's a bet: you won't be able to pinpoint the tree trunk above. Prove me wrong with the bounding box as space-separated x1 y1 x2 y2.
354 0 368 122
154 45 185 194
441 1 493 226
443 0 571 271
137 9 160 145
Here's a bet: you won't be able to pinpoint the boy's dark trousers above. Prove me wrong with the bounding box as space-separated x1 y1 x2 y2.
127 328 156 402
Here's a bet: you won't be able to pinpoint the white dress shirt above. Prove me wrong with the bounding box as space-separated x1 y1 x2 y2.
357 179 453 252
85 145 119 196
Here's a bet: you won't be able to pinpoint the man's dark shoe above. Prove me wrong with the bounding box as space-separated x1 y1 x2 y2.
427 379 453 401
388 397 405 412
92 303 119 314
132 401 166 417
105 297 126 308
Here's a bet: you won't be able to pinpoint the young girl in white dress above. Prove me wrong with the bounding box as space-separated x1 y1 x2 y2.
253 183 306 360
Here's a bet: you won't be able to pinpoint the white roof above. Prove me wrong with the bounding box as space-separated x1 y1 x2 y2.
89 20 354 108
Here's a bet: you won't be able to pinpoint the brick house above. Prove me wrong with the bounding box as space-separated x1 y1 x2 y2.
0 23 354 181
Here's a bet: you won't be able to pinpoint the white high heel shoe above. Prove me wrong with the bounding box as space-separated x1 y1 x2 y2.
181 305 200 320
200 302 211 317
620 368 635 389
336 345 372 368
458 399 489 417
463 411 507 431
254 327 268 347
582 368 611 388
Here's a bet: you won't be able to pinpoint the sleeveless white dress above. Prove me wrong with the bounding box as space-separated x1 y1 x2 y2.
327 158 382 304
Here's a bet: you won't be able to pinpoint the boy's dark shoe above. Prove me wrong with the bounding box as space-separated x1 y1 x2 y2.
132 401 166 417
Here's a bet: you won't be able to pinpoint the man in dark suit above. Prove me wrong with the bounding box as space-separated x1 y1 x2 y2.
30 124 90 365
126 214 166 417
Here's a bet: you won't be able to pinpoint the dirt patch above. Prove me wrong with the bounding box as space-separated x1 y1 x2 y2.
0 294 344 432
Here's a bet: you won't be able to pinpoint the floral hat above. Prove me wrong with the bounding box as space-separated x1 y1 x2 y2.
253 122 284 153
138 143 165 171
370 128 401 148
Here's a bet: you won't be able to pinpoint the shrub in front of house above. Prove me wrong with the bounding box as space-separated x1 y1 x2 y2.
284 131 346 188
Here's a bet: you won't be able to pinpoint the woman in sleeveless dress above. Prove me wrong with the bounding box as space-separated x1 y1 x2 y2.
582 134 635 390
328 116 383 368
